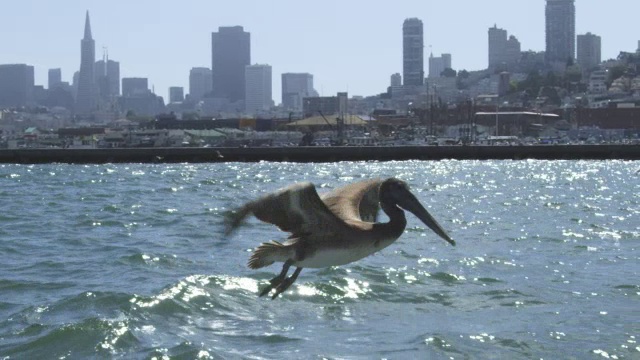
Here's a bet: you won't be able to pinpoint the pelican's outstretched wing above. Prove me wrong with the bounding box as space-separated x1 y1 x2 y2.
224 182 344 237
320 178 383 223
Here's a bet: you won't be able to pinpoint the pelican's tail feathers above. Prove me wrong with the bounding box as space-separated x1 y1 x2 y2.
248 241 292 269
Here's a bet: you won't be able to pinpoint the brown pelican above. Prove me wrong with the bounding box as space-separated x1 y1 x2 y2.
224 178 455 299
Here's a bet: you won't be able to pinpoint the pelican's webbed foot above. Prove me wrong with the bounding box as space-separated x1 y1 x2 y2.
258 260 292 297
259 275 284 297
271 267 303 299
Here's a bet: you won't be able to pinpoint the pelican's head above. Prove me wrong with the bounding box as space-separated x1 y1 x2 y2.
380 178 455 246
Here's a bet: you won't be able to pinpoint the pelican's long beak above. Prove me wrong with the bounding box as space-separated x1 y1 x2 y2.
400 192 456 246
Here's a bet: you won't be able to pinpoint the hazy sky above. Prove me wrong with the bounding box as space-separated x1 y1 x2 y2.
1 0 638 103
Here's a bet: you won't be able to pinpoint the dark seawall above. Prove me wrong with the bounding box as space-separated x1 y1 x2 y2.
1 145 639 164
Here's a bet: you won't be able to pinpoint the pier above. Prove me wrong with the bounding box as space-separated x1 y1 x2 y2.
0 144 639 164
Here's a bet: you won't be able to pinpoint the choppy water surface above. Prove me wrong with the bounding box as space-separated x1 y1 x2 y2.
0 160 638 359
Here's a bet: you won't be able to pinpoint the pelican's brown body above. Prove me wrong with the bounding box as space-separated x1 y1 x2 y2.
225 178 455 298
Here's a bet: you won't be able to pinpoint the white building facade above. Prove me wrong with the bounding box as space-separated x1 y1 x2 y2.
245 64 272 115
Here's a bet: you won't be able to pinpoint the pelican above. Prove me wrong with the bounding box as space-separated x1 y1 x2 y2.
224 178 455 299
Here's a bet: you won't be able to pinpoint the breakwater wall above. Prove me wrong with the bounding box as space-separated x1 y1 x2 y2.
0 145 639 164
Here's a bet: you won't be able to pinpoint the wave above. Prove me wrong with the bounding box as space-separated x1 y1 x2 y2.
0 267 471 358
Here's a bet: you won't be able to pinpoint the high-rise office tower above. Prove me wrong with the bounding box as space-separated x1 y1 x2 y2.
188 67 212 101
76 11 97 114
245 64 272 114
95 58 120 100
489 25 521 69
48 68 62 89
281 73 315 111
428 53 452 78
108 60 120 96
122 78 149 97
488 25 508 69
505 35 521 65
169 87 184 103
577 32 601 71
390 73 402 87
442 54 452 69
402 18 424 86
211 26 250 102
0 64 34 107
545 0 575 65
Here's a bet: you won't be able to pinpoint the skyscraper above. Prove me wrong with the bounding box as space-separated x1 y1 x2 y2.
489 25 521 70
95 58 120 100
402 18 424 86
505 35 521 66
48 68 62 89
577 32 602 71
281 73 315 111
76 11 96 114
545 0 576 65
390 73 402 87
0 64 34 107
119 78 164 116
122 78 149 97
169 87 184 103
188 67 212 102
428 53 452 78
488 25 508 69
245 64 272 114
211 26 250 102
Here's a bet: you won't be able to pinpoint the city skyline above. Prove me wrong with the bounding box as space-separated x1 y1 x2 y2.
1 0 639 102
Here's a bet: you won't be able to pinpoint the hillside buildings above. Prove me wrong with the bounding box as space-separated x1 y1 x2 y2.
428 53 452 78
488 25 521 70
2 2 639 131
505 36 522 68
577 32 602 71
488 25 508 69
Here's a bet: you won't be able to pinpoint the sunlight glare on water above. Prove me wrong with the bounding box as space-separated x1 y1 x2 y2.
0 160 638 359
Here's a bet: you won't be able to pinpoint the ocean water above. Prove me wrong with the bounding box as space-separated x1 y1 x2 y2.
0 160 638 359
